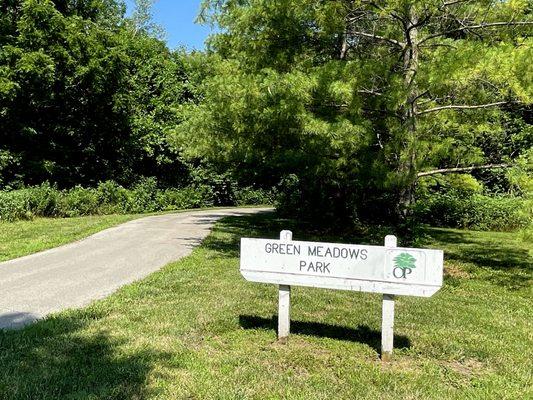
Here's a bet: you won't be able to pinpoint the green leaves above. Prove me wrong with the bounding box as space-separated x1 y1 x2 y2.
187 0 532 225
0 0 193 188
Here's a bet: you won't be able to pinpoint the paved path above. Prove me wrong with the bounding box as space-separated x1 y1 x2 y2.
0 207 271 329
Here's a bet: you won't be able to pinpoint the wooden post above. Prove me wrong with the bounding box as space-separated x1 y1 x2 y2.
382 235 397 361
278 230 292 343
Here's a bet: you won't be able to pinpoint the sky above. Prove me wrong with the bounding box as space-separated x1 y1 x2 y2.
124 0 213 50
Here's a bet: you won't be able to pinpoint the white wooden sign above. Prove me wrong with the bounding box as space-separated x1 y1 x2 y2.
240 237 443 297
240 231 444 360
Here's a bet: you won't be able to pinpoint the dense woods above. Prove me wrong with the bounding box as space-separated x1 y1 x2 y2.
1 0 192 188
1 0 531 230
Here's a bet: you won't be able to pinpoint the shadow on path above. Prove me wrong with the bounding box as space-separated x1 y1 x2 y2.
0 312 41 330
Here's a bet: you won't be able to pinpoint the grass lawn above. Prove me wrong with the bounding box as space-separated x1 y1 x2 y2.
0 212 531 399
0 214 141 262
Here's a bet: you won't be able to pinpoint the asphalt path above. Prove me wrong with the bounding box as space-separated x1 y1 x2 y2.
0 207 271 329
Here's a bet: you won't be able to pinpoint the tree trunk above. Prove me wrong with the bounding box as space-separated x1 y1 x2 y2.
396 7 420 220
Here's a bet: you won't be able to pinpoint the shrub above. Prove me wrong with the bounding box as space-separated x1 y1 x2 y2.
190 169 237 206
413 192 531 231
26 183 60 217
0 190 31 221
274 174 302 216
96 181 130 214
57 186 99 217
0 179 274 223
128 177 160 213
157 186 213 210
235 187 274 206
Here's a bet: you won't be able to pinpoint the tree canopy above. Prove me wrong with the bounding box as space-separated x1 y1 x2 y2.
177 0 532 222
0 0 194 188
0 0 531 227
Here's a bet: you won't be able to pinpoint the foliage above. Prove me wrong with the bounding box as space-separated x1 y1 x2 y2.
129 0 164 39
413 191 531 231
1 0 531 233
415 160 533 231
234 186 274 206
0 0 193 188
0 180 272 222
178 0 532 225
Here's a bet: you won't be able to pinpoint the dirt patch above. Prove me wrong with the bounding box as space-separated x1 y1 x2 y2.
440 358 484 376
444 264 470 279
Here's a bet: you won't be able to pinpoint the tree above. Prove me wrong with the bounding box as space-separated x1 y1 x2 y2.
180 0 532 223
0 0 133 186
331 0 532 215
130 0 164 39
0 0 193 188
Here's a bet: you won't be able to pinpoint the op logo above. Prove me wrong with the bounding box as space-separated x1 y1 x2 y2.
392 252 417 279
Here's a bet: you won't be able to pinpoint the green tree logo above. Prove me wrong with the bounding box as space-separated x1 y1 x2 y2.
392 253 416 279
394 253 417 270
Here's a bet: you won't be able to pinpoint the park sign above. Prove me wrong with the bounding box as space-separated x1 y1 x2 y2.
240 235 443 297
240 231 444 360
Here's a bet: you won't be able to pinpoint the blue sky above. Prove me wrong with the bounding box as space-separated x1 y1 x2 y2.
124 0 213 50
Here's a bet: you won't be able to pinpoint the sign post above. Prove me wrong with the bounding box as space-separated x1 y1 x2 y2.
240 231 443 360
278 230 293 342
381 235 398 360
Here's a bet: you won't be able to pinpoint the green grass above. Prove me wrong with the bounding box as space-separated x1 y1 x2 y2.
0 212 531 399
0 214 139 262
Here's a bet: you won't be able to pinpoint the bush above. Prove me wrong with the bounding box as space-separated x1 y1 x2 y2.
0 183 61 221
0 190 31 222
0 179 274 223
128 178 160 214
274 174 302 216
58 186 100 217
26 183 60 217
234 187 273 206
413 192 531 231
96 181 130 214
157 186 214 210
190 168 237 206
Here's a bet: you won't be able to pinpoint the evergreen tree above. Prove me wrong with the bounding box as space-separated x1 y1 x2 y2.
179 0 532 223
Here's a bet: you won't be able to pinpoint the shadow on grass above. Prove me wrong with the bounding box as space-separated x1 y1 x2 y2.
0 312 40 330
0 310 168 399
425 229 531 270
239 315 410 353
421 228 532 290
201 212 293 259
202 211 389 259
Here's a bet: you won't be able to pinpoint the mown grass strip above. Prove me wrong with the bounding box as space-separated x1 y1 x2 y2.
0 214 139 262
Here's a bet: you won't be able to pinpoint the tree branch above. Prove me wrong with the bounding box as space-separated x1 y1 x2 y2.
420 21 533 44
417 163 510 178
442 0 473 7
363 1 407 25
357 89 383 96
348 30 405 48
417 101 509 115
419 42 458 50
